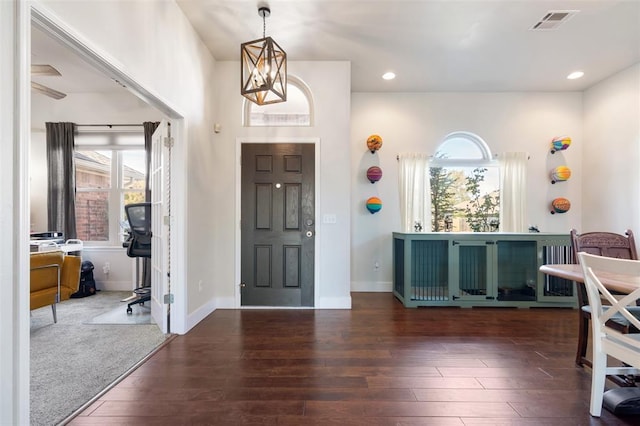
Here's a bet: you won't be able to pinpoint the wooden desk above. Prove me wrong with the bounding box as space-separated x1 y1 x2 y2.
540 263 640 295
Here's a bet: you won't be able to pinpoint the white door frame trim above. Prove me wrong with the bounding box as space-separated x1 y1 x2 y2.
2 1 31 423
234 137 321 308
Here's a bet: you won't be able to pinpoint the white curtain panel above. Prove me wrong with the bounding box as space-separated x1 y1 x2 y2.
499 152 528 232
398 153 431 232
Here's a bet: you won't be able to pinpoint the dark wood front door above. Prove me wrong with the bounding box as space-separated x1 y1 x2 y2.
241 143 315 306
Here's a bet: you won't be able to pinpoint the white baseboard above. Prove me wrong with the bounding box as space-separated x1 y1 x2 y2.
213 297 236 309
184 295 351 333
185 298 217 332
350 281 393 292
315 295 352 309
98 280 135 292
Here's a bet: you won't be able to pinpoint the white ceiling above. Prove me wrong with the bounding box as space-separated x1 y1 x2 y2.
30 0 640 97
31 25 125 96
178 0 640 92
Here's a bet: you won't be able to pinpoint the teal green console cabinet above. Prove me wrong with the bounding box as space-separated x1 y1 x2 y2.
393 232 575 308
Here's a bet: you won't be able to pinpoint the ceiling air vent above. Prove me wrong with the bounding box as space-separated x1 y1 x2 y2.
530 10 579 30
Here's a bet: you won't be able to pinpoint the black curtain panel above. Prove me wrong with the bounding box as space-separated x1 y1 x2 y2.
143 121 160 202
142 122 159 289
46 122 77 239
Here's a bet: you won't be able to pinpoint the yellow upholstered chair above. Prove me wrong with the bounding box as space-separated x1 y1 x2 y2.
30 250 81 323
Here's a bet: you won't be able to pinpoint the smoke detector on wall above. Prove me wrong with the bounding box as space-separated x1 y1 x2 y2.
530 10 579 30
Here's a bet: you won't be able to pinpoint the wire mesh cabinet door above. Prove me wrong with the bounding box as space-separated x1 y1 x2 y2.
450 239 495 302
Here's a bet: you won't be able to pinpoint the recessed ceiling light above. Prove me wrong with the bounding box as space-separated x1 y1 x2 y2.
382 72 396 80
567 71 584 80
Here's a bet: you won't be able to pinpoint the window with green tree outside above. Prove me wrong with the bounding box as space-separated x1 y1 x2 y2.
430 132 500 232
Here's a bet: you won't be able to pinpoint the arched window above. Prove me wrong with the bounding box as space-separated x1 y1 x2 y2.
432 131 494 165
243 75 313 126
430 132 500 232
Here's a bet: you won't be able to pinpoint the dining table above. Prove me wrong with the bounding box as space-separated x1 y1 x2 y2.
540 263 640 295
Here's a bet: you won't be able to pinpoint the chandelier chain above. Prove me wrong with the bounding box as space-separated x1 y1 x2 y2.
263 14 266 38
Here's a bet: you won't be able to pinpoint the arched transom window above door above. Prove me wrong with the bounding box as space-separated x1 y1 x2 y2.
243 76 313 127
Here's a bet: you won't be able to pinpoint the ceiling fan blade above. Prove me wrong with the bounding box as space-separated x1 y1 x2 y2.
31 82 67 100
31 64 62 77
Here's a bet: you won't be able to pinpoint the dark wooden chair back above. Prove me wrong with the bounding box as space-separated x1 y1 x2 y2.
570 229 638 264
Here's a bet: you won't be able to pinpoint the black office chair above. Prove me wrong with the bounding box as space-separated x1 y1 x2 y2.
124 202 151 314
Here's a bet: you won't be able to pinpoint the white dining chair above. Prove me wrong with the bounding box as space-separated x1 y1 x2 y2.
578 252 640 416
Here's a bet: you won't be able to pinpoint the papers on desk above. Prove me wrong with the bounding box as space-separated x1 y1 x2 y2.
31 238 83 253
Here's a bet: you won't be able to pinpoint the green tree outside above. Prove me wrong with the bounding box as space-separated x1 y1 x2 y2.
430 165 500 232
463 167 500 232
430 165 457 231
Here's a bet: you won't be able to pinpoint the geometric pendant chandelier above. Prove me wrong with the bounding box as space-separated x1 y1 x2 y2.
240 6 287 105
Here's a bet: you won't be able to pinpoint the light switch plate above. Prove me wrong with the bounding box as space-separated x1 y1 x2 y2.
323 214 337 224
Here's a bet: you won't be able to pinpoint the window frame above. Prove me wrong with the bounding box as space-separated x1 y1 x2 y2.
242 75 314 127
430 131 496 167
430 131 500 232
75 130 145 246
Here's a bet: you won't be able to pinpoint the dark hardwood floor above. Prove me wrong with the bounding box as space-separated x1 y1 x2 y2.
70 293 636 425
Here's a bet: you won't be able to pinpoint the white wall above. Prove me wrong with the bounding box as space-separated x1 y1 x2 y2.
351 92 583 291
37 0 218 332
583 64 640 233
214 61 352 309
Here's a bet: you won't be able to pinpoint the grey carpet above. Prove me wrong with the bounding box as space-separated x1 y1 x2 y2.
87 303 153 325
30 291 167 426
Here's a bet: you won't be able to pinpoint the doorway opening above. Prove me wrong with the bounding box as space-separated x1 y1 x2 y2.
31 6 184 333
